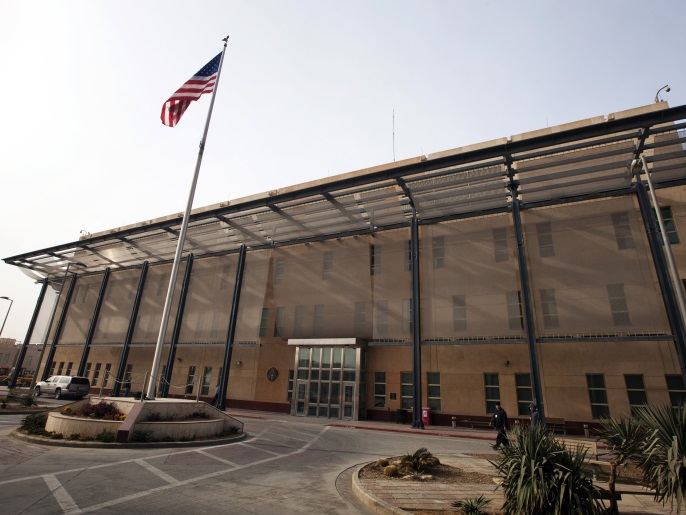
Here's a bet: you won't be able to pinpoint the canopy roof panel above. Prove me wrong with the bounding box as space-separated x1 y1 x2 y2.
6 103 686 279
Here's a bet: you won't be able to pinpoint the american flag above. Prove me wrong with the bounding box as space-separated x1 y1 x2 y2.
161 52 222 127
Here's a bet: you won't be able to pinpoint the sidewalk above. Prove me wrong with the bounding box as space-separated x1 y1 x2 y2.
226 409 674 515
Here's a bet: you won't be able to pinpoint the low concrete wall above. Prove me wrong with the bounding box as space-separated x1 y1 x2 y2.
46 412 123 438
47 397 244 443
134 419 225 440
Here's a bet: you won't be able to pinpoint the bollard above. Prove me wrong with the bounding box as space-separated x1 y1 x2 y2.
451 416 456 428
583 423 589 438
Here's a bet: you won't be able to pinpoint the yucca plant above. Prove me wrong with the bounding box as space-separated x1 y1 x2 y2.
493 425 604 514
596 415 651 513
452 495 491 514
400 447 434 472
633 404 686 513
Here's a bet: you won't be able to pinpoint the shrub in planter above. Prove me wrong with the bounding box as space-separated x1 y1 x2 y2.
383 465 399 477
131 430 154 443
95 430 115 443
493 426 604 514
20 412 49 435
81 401 123 420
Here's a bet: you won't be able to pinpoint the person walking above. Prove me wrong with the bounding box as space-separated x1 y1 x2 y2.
491 402 509 450
211 384 220 407
529 402 543 428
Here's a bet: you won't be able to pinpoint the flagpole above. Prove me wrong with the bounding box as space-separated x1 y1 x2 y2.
146 36 230 400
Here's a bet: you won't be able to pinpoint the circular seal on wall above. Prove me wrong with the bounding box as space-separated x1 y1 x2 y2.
267 367 279 382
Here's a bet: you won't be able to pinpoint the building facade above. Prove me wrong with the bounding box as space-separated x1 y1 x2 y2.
0 338 42 385
6 102 686 433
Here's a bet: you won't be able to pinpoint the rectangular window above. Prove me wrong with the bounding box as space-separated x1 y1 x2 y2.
125 363 133 381
102 363 112 387
402 298 413 333
507 291 524 330
158 364 167 393
452 295 467 331
49 361 56 375
274 257 285 285
84 362 92 379
405 240 412 272
57 361 64 375
322 251 333 280
400 371 413 409
376 300 388 337
374 372 386 408
536 222 555 257
186 366 196 395
625 374 648 415
370 244 381 275
612 212 635 250
313 304 325 337
156 276 167 297
259 308 269 337
427 372 441 410
92 363 102 387
432 236 445 268
201 367 212 396
294 306 305 337
72 285 81 305
26 356 33 367
219 264 231 291
515 373 533 416
659 206 680 244
666 375 686 410
287 369 294 402
493 228 509 262
608 284 631 326
484 373 500 414
354 302 366 333
587 374 610 419
274 307 285 337
540 288 560 328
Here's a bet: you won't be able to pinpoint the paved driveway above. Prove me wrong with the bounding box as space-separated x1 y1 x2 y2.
0 414 491 514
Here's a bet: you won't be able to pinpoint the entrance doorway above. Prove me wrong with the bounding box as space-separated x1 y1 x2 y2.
289 342 365 420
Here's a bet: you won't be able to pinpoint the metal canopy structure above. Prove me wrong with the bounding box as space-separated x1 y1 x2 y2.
5 104 686 279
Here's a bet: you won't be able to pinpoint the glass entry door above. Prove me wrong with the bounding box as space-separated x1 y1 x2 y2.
292 346 360 420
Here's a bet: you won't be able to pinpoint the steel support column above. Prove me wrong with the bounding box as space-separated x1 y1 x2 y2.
77 269 111 377
10 279 48 387
42 275 77 381
112 262 149 396
635 180 686 384
508 176 546 419
410 213 424 429
218 245 247 410
161 254 194 398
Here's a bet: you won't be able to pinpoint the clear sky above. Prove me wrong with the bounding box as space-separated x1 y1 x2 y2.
1 0 685 342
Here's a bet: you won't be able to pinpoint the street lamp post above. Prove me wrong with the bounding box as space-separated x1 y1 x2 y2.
0 296 13 337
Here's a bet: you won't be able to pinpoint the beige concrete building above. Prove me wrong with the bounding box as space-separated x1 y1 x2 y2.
5 102 686 433
0 338 42 385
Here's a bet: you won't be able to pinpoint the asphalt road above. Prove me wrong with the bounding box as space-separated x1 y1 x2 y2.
0 413 492 514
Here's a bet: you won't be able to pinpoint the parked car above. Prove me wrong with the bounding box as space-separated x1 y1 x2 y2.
34 376 90 399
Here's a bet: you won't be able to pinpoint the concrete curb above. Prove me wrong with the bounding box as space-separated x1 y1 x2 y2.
327 422 495 441
9 429 247 449
351 464 408 515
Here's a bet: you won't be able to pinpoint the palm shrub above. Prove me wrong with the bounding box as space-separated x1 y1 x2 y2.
633 404 686 513
596 415 651 513
400 447 436 473
452 495 491 514
493 425 604 514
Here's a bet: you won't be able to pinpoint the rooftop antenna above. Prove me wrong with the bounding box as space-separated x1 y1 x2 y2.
654 84 671 103
393 109 396 162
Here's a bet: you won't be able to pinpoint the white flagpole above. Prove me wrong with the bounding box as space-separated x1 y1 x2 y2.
146 36 230 400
